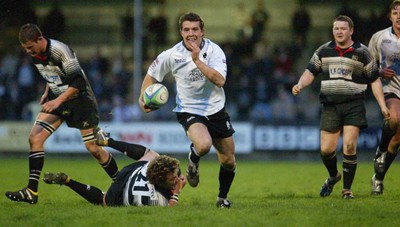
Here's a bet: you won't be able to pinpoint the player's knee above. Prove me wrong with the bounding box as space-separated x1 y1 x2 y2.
28 134 44 147
344 143 356 155
195 143 212 155
85 143 103 159
221 160 236 170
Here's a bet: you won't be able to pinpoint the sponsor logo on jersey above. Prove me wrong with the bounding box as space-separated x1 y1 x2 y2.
382 39 391 44
187 68 205 81
175 58 186 63
329 67 352 77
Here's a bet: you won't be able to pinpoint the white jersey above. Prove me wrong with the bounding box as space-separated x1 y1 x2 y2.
122 162 169 206
368 27 400 98
147 38 227 116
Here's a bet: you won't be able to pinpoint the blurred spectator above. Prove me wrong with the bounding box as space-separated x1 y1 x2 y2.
21 83 45 122
87 48 109 98
110 94 142 122
110 54 132 97
147 6 168 54
121 7 134 42
250 0 269 43
1 50 19 77
291 1 311 49
7 81 19 120
274 47 293 75
233 1 252 41
0 61 6 120
42 1 66 40
15 56 37 120
98 97 113 121
270 85 296 121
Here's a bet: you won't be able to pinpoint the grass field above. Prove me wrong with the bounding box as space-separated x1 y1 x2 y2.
1 153 399 227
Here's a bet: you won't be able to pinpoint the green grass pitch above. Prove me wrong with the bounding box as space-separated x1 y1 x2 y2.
1 154 399 226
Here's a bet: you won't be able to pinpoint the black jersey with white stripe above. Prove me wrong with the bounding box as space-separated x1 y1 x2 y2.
307 40 379 104
31 38 96 101
122 161 170 206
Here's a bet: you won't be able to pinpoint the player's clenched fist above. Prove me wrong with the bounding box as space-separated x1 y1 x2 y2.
292 84 302 96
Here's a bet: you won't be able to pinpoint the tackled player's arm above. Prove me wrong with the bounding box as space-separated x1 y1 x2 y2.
168 175 186 207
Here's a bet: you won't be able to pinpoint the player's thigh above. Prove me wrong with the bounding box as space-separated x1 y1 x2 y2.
213 136 235 166
320 130 340 154
30 112 63 144
386 98 400 127
187 123 212 153
388 131 400 153
342 125 359 155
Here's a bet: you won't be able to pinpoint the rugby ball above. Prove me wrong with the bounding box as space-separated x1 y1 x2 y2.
143 83 169 109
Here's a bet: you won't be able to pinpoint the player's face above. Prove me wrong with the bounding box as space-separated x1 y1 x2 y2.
332 21 353 47
390 5 400 30
165 168 182 190
180 21 204 49
21 39 43 57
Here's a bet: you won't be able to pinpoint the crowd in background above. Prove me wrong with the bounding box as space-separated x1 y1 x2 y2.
0 0 392 124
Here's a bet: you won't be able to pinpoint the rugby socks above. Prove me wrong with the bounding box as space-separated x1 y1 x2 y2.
65 180 104 205
101 153 119 181
189 144 200 163
218 165 235 199
107 138 148 160
27 151 45 192
378 121 396 152
343 154 357 190
321 152 338 178
376 152 397 181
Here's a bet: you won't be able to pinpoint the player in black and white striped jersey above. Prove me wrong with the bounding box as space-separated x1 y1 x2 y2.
43 129 186 207
5 24 119 204
292 15 389 199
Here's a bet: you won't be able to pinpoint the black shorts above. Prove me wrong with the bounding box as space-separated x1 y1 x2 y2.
385 93 400 100
44 95 99 129
320 100 367 132
105 161 147 207
176 108 235 139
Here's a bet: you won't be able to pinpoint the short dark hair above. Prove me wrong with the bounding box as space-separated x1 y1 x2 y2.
178 12 204 31
333 15 354 29
388 0 400 18
19 23 43 44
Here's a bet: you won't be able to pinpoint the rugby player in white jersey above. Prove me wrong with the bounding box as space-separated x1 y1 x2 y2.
369 0 400 195
138 12 236 208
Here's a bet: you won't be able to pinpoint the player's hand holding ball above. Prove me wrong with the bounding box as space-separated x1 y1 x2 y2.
143 83 169 110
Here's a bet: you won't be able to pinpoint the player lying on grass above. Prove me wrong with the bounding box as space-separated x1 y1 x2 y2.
43 129 186 206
